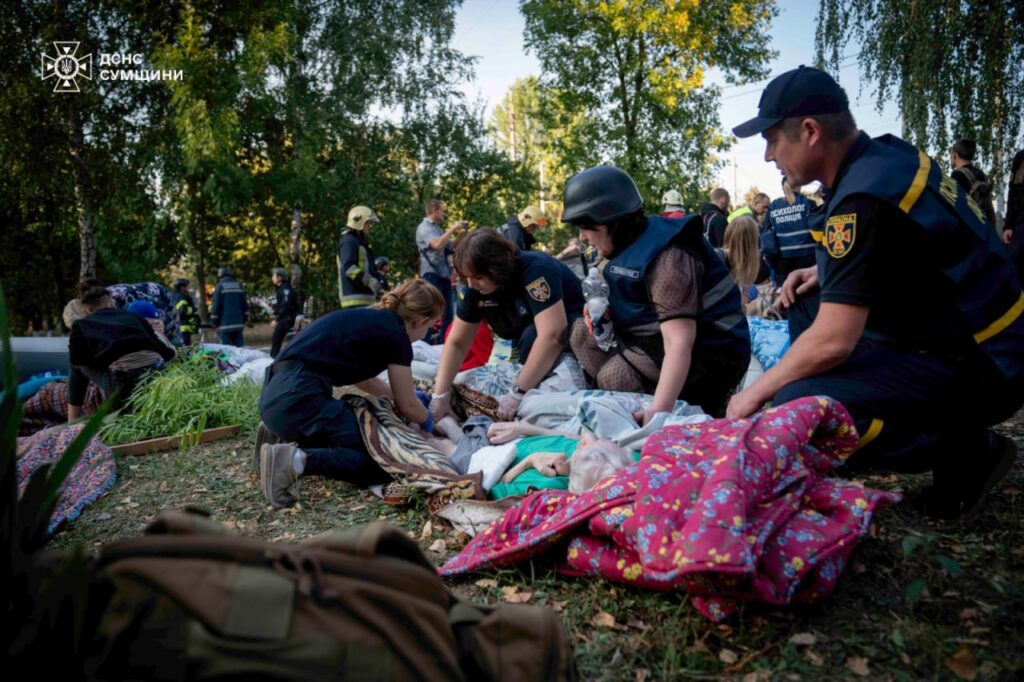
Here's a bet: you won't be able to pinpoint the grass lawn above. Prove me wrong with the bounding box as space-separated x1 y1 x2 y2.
53 412 1024 680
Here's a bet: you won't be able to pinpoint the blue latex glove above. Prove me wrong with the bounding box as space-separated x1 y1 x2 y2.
414 389 431 410
419 411 435 435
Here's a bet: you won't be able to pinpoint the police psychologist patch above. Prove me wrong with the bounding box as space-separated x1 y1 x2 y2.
824 213 856 258
526 276 551 302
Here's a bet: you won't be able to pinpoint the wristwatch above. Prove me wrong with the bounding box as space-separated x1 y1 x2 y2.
511 383 526 396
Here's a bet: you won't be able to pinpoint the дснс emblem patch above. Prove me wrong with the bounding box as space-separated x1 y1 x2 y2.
824 213 856 258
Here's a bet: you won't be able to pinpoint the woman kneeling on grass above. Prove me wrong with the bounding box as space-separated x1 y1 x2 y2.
257 278 443 508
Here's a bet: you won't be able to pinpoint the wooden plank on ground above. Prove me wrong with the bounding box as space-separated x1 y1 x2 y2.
110 424 241 456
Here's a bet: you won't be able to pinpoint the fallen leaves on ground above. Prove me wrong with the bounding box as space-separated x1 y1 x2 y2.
788 632 816 646
474 578 498 589
945 645 977 681
718 648 738 664
592 611 616 628
427 538 446 553
499 586 533 603
846 657 870 677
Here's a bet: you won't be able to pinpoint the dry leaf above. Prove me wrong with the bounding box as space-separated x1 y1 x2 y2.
718 648 738 665
591 611 616 629
944 645 977 681
633 669 648 682
349 504 366 512
500 586 518 597
474 579 498 589
789 632 816 646
959 607 979 621
626 618 650 631
805 649 824 667
502 591 533 604
846 657 870 677
551 600 568 612
427 538 446 553
420 520 433 539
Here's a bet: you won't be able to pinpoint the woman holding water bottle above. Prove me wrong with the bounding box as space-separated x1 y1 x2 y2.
562 166 751 419
430 228 585 421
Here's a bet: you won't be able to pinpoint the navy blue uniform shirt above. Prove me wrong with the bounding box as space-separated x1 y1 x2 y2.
276 308 412 386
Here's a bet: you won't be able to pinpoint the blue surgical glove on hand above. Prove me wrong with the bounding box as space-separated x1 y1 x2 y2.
419 410 435 435
415 389 431 410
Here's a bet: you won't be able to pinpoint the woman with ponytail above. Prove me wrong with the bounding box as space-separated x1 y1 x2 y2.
257 278 444 508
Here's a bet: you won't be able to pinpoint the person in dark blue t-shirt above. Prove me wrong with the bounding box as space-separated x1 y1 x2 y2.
257 279 445 508
430 228 585 421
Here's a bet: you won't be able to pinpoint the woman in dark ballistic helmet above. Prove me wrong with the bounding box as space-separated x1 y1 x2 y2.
430 229 585 421
562 166 750 419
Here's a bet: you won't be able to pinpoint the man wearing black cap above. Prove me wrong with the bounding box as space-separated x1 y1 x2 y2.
726 65 1024 518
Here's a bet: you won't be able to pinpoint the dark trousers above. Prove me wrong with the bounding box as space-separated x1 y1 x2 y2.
422 272 454 344
80 365 155 412
181 331 192 346
270 321 292 358
219 328 244 347
772 340 1024 474
259 364 389 486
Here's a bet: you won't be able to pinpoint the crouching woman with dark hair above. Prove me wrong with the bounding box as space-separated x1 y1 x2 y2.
562 166 751 420
430 229 585 421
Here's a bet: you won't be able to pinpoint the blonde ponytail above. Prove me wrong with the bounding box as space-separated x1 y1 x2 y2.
373 277 445 323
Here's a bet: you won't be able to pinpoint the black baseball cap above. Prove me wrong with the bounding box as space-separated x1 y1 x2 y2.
732 65 849 138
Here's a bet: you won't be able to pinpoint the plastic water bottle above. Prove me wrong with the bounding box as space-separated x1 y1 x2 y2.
582 267 617 351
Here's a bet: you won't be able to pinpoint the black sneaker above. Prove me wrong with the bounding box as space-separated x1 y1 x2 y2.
921 433 1017 519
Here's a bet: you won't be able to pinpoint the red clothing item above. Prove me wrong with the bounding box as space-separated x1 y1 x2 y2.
660 210 686 218
445 320 494 371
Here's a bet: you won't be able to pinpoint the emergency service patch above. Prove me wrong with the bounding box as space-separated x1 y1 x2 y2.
824 213 856 258
526 276 551 302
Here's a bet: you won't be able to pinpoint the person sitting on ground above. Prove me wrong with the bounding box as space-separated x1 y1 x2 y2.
719 215 763 309
660 189 687 218
66 281 176 421
429 229 585 422
258 278 444 508
563 166 751 419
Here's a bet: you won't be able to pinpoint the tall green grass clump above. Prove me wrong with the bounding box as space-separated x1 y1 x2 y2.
100 356 261 446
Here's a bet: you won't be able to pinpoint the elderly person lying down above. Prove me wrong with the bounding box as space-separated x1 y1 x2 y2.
426 417 635 497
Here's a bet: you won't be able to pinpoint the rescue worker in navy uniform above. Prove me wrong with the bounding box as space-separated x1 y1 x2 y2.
257 279 444 508
270 267 300 358
337 205 384 308
728 66 1024 518
170 278 199 346
500 205 548 251
430 229 585 421
562 166 751 420
210 266 248 347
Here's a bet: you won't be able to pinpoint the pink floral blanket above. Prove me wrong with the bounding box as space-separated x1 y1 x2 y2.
441 397 900 620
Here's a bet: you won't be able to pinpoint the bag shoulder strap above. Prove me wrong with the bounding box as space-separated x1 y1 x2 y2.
301 522 436 572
